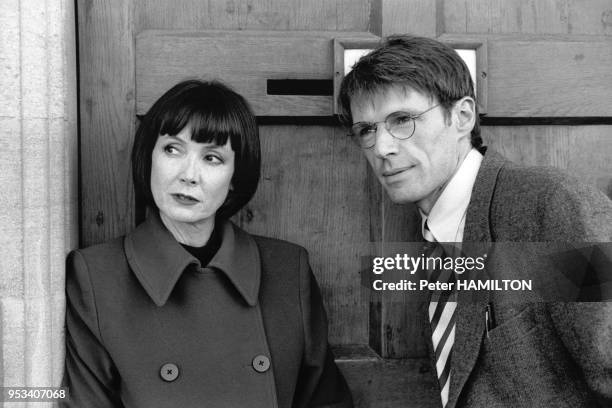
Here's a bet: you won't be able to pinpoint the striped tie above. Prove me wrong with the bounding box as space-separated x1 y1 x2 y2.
424 222 457 408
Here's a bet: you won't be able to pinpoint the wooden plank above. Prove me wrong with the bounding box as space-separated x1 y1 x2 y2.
444 0 468 33
381 0 443 37
482 125 612 199
487 37 612 116
78 0 136 246
568 0 612 36
464 0 495 33
366 160 430 358
337 357 439 408
135 0 371 31
239 125 370 345
437 34 612 117
368 0 383 36
136 30 376 117
288 0 347 31
381 198 430 359
366 162 385 355
444 0 612 35
138 30 612 119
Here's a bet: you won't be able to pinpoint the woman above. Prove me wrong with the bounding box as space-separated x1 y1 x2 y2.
62 80 352 408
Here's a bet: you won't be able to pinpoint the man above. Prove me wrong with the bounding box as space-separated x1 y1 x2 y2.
338 35 612 408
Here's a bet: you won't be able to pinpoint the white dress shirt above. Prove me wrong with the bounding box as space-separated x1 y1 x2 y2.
420 148 483 243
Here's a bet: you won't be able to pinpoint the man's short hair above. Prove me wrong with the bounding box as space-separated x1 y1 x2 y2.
132 79 261 219
338 35 482 148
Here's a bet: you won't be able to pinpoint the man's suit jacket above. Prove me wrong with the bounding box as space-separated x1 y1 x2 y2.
436 148 612 408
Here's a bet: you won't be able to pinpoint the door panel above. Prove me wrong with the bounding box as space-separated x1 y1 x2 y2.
78 0 611 406
445 0 612 35
135 0 372 31
243 125 370 345
78 0 135 246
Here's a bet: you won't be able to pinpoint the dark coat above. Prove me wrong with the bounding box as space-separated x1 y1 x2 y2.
62 214 352 408
433 148 612 408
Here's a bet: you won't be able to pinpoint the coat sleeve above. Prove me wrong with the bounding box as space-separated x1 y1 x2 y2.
548 302 612 406
61 250 124 408
542 180 612 406
292 248 353 408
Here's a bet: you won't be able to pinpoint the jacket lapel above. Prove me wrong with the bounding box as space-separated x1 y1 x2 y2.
445 148 507 408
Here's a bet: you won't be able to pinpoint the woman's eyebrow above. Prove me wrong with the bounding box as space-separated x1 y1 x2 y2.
201 143 232 153
160 134 184 142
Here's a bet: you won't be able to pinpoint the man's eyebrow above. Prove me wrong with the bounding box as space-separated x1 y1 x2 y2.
394 108 421 116
359 109 422 122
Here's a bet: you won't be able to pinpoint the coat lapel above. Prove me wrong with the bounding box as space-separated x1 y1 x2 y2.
445 147 506 408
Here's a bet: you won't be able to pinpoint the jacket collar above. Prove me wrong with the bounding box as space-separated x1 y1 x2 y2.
447 146 507 408
463 146 507 243
124 213 261 307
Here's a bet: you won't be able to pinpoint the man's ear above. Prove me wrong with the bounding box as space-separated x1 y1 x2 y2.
453 96 476 135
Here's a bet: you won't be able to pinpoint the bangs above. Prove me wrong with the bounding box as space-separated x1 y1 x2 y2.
156 92 242 148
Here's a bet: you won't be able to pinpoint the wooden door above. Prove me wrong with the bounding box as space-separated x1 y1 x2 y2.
77 1 612 407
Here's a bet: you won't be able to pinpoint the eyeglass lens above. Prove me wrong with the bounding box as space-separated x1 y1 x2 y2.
350 111 417 148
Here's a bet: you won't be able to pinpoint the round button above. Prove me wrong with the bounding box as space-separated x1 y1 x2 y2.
252 355 271 373
160 363 179 382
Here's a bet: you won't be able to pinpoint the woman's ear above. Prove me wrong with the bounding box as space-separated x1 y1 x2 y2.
454 96 476 135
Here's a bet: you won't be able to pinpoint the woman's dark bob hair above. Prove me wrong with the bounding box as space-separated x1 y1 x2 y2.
132 79 260 220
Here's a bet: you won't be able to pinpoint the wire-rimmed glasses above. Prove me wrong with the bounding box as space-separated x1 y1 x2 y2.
349 104 441 149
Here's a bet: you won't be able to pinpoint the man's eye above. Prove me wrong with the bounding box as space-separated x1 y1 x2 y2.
360 127 375 137
353 125 375 137
389 114 413 127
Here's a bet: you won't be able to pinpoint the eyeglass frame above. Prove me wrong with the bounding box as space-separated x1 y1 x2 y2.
348 103 442 149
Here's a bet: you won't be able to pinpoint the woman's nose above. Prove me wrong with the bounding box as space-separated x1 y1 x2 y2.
179 156 198 185
179 176 197 185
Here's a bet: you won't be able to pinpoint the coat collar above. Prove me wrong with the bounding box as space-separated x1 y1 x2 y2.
446 146 507 408
124 213 261 307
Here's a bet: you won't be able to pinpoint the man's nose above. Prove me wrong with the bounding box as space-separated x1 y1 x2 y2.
372 125 398 158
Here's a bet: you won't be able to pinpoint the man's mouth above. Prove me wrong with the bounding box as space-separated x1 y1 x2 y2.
382 166 414 178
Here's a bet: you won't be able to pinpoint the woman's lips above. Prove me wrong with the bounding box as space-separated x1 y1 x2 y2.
171 193 200 205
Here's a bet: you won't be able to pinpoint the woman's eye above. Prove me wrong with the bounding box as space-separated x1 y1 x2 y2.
204 154 223 164
163 145 180 154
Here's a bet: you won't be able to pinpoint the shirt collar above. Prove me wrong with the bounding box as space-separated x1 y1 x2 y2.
420 148 483 242
124 212 261 307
